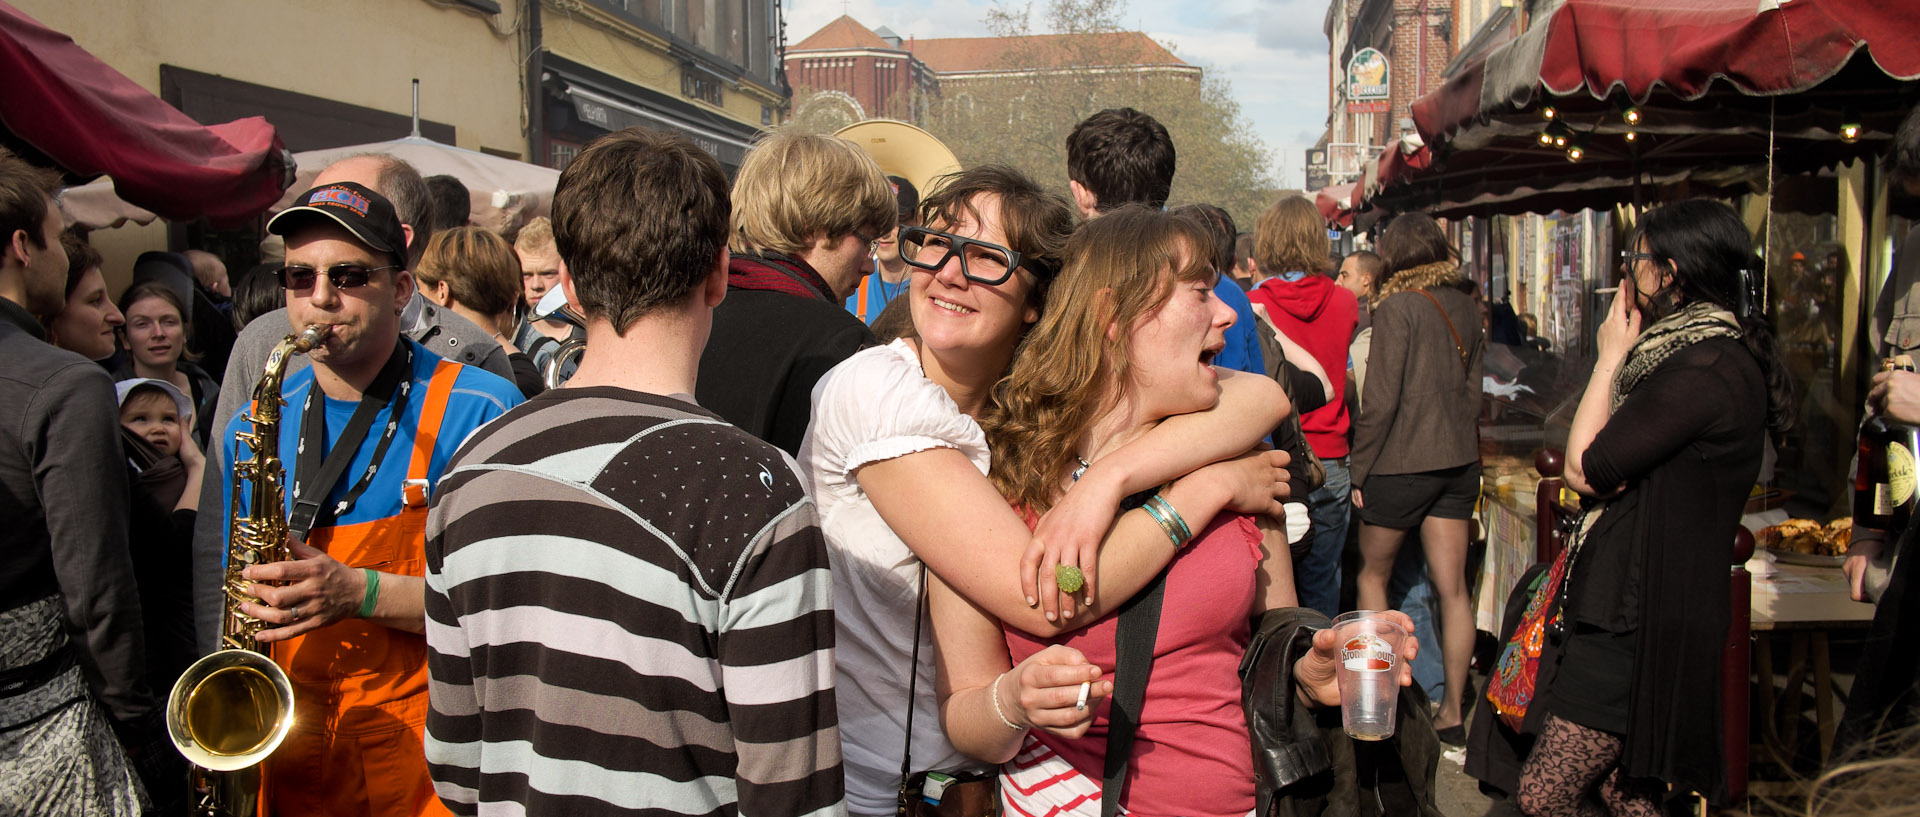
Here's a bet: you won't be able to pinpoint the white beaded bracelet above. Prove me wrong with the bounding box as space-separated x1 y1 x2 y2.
990 670 1022 730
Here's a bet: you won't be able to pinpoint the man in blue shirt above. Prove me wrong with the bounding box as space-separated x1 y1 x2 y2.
216 181 521 816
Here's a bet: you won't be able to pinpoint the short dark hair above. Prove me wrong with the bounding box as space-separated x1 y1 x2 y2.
1893 106 1920 185
1232 232 1255 272
425 175 471 232
1376 213 1455 272
1169 203 1235 274
1341 250 1386 284
552 127 730 333
1 149 62 253
232 263 285 331
60 228 100 297
1066 108 1176 211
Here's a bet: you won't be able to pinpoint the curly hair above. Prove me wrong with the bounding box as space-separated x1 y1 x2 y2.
983 205 1214 514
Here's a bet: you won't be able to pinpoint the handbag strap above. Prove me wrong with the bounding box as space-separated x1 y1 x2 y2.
1100 569 1169 817
1413 289 1470 373
900 564 929 815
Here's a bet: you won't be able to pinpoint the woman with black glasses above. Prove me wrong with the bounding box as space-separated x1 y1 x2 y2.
798 166 1290 816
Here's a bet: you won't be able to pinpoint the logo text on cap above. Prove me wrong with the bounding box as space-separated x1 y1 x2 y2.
310 186 372 217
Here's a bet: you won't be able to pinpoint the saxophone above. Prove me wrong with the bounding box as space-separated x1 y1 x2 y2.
166 324 327 817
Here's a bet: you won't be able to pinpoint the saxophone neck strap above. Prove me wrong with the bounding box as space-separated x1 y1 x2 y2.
288 342 413 541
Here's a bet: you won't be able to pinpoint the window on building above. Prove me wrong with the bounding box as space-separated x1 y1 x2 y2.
684 70 725 106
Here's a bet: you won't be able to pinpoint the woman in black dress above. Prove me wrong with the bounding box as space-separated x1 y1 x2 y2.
1519 200 1793 815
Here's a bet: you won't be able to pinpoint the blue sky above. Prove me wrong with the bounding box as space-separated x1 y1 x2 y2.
785 0 1334 190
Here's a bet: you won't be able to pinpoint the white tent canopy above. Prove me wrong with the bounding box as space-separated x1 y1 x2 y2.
63 136 557 236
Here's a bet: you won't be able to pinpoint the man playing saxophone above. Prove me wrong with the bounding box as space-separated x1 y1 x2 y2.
216 182 521 817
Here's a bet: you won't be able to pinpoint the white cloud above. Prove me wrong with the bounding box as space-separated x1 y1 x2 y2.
785 0 1333 188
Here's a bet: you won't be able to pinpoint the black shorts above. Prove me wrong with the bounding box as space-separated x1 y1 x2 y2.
1357 462 1481 529
1548 624 1636 735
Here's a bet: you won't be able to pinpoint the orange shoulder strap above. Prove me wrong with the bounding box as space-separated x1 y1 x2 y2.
401 360 462 508
855 273 872 322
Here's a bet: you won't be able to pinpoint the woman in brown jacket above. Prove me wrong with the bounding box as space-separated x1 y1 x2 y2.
1350 213 1484 741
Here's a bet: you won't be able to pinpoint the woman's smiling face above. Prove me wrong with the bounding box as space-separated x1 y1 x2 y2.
908 193 1040 364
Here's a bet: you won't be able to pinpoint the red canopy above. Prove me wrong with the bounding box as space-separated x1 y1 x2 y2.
0 1 291 225
1368 0 1920 217
1313 182 1359 228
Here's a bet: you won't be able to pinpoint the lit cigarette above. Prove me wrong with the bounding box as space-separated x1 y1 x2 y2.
1075 681 1091 711
1595 287 1620 294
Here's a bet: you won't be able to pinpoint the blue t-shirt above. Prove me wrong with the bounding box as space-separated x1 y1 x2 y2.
1212 276 1266 376
219 340 522 549
843 270 912 325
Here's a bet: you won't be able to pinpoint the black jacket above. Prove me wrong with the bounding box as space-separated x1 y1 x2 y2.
1242 607 1445 817
697 256 875 456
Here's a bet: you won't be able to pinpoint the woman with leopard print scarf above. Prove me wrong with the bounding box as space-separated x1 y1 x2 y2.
1518 199 1794 815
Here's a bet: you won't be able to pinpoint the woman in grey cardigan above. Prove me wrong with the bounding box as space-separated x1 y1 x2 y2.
1349 213 1484 743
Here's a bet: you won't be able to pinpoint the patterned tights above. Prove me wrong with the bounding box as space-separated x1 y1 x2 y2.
1517 716 1661 817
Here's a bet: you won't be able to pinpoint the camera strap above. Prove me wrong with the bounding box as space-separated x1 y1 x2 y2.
288 342 412 541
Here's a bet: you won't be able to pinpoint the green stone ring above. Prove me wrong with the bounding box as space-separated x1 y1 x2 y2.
1055 565 1085 594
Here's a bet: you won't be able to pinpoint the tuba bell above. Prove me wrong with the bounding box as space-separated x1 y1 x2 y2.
833 119 963 202
166 324 325 816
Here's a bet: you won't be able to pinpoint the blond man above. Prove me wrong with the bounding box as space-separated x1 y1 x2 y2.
696 129 895 454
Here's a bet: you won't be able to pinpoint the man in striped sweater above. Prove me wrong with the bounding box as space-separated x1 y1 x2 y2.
423 127 844 817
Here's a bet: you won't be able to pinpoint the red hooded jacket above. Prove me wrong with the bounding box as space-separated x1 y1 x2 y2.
1248 274 1359 458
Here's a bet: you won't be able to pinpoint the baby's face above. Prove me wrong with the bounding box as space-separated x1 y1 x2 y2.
120 394 183 458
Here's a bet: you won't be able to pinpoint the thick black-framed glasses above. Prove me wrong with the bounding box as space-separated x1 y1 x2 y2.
277 264 400 290
898 225 1034 286
1619 250 1660 268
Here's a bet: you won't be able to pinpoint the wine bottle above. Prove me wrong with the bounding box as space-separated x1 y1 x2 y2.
1856 356 1920 532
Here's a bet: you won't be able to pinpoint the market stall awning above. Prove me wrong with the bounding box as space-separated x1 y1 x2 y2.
1366 0 1920 217
0 0 291 225
1314 182 1359 227
64 136 558 235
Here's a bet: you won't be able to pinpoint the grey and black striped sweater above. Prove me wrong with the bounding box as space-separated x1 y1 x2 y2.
423 387 844 817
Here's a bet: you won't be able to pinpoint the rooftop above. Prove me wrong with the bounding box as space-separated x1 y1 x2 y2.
790 15 899 53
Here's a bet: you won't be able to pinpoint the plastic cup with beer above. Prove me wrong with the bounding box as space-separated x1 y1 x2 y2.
1331 610 1408 741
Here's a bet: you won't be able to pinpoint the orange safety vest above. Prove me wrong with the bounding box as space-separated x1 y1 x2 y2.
261 361 461 817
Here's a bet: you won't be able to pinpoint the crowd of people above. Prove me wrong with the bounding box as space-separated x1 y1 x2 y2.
1 102 1918 817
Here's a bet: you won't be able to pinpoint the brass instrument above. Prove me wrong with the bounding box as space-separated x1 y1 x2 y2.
833 119 963 200
539 303 587 390
167 325 325 817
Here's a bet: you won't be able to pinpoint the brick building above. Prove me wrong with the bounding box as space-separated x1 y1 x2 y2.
1316 0 1470 184
785 15 1196 132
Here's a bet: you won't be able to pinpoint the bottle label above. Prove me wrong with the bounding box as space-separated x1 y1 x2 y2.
1878 483 1895 517
1341 634 1395 672
1889 441 1916 508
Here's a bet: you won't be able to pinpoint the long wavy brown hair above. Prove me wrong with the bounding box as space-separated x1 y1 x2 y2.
983 205 1215 514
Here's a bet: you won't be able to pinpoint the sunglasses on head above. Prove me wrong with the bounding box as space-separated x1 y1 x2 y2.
276 264 400 290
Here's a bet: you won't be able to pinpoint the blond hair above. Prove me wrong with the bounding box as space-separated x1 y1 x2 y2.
1253 194 1331 278
984 205 1214 514
514 216 554 256
729 130 896 256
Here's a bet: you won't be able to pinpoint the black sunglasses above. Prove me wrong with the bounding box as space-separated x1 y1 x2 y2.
899 226 1052 285
276 264 400 290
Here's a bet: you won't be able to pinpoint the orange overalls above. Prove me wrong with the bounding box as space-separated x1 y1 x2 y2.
261 361 461 817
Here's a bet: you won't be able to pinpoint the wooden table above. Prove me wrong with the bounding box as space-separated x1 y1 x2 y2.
1747 556 1875 773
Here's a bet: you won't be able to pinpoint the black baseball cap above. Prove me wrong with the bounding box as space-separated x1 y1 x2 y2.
267 182 408 264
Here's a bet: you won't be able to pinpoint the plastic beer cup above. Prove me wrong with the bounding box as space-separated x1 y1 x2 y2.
1332 610 1408 741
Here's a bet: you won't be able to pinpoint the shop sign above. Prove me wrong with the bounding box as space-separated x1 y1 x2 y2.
1346 48 1389 112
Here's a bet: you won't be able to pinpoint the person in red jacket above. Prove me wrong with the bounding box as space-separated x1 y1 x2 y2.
1246 195 1357 616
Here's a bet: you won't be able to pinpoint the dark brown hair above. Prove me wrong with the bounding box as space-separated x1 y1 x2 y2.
1170 203 1235 274
552 128 730 333
1066 108 1176 212
2 149 62 253
1377 212 1456 272
60 229 101 298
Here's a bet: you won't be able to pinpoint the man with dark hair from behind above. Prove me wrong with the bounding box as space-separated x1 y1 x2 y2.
1841 103 1920 754
1231 231 1258 290
0 147 151 812
424 127 844 816
1065 108 1265 377
424 174 470 233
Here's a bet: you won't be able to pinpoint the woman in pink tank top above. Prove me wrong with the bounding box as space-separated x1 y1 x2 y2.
929 208 1418 817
